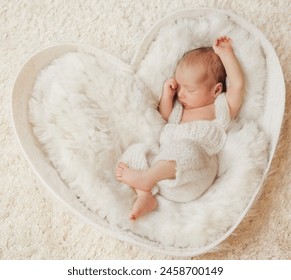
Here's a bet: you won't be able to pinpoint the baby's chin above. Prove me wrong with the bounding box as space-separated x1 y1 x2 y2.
179 102 191 109
179 99 215 110
183 104 192 109
179 101 195 110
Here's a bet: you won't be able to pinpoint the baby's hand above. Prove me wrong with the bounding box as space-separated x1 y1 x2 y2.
163 77 178 98
213 36 233 56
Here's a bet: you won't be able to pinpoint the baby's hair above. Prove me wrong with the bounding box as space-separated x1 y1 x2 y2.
177 47 226 91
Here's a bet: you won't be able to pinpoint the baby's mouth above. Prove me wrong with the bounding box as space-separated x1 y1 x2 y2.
178 97 191 109
180 101 192 110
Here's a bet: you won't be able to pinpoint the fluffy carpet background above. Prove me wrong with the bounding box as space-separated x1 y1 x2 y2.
1 0 290 259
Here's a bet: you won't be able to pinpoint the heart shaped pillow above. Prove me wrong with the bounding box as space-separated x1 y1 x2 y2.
12 8 285 257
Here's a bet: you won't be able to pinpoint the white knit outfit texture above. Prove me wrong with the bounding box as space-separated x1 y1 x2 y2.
120 93 231 202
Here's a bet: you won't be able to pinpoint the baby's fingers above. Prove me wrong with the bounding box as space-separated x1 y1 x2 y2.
222 36 231 43
220 36 231 43
168 77 178 89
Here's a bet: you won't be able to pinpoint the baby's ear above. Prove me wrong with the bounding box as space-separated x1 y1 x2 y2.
214 82 223 97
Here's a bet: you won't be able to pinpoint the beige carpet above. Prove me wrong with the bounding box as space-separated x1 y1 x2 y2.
1 0 290 259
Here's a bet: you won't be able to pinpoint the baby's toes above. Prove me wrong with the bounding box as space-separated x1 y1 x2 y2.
118 162 128 169
115 168 123 179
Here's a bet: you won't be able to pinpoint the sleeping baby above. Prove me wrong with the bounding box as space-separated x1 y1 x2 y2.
116 36 245 220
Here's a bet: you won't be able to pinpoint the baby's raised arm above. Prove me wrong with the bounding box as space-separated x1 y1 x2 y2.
158 78 178 122
213 36 245 118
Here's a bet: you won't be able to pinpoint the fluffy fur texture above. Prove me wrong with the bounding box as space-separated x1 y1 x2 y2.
28 14 269 252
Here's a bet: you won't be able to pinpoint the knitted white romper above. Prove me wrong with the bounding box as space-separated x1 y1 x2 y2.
120 93 231 203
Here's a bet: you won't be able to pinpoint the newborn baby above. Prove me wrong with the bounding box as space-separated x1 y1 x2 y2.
116 36 244 220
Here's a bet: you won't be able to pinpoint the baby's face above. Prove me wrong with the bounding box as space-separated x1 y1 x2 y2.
175 65 215 110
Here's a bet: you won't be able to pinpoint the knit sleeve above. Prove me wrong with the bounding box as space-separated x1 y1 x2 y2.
215 93 231 130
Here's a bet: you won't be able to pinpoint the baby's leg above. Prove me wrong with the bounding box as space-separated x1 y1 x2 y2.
116 160 176 192
130 189 157 221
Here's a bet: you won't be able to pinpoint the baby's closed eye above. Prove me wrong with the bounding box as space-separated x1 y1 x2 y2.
187 89 199 94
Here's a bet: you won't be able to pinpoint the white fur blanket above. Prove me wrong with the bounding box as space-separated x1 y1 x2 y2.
21 9 282 256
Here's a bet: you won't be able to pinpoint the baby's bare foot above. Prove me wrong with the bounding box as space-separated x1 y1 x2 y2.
115 162 153 192
130 192 157 221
